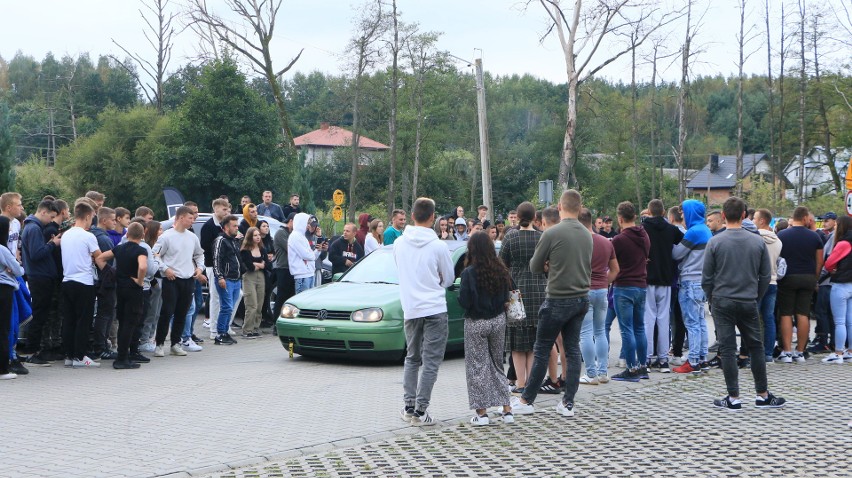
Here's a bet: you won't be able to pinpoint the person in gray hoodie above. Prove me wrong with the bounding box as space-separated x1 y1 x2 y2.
288 213 323 293
755 209 782 362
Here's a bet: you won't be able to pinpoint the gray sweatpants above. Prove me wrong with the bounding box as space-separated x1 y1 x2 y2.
403 313 448 413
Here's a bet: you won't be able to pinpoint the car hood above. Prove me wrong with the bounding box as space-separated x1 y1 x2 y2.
287 282 401 310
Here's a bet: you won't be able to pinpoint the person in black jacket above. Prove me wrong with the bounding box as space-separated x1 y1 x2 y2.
201 198 231 339
328 223 364 275
642 199 684 372
457 231 513 426
212 215 244 345
90 207 117 359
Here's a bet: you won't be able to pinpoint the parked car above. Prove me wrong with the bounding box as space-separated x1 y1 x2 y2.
275 241 470 361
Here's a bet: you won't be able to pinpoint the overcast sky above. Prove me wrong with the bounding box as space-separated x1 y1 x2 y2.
1 0 848 85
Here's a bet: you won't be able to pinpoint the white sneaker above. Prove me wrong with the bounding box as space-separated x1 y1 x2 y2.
154 345 165 357
469 414 490 426
556 401 575 417
72 356 101 368
579 374 599 385
170 344 188 356
821 352 845 364
228 328 236 335
0 372 17 380
792 352 806 363
410 411 437 426
843 351 852 362
139 342 156 353
202 319 211 329
180 338 203 352
64 358 73 367
617 358 626 368
510 396 535 415
777 352 793 363
501 412 515 424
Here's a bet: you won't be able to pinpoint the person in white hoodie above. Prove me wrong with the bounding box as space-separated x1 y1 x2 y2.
288 213 322 293
394 197 455 426
755 209 782 363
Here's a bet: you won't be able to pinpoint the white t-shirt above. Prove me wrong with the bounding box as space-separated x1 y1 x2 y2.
61 226 100 285
364 234 380 255
6 218 20 259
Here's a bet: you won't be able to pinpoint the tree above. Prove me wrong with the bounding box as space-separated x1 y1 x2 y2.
735 0 759 197
188 0 303 149
405 30 442 207
797 0 807 202
345 0 384 221
534 0 683 192
112 0 177 114
0 101 14 191
166 58 283 203
810 8 842 194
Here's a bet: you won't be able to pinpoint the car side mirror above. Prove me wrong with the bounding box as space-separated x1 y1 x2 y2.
333 272 344 282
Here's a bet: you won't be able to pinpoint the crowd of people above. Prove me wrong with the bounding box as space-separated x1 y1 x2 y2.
2 188 848 429
395 192 846 426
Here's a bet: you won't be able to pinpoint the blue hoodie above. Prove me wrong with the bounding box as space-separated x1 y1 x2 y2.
21 215 59 280
672 200 712 282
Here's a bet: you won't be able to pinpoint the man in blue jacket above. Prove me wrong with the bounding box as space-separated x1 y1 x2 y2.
21 199 61 364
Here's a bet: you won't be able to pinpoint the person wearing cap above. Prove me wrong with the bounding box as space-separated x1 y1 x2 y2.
305 215 328 286
272 212 296 319
454 217 469 241
819 212 838 245
599 216 617 239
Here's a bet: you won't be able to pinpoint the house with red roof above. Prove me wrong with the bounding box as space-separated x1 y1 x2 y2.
294 122 389 166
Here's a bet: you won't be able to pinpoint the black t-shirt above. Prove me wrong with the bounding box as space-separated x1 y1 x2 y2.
778 226 824 275
114 242 147 289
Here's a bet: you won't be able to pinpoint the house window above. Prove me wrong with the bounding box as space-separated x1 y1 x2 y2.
811 187 817 197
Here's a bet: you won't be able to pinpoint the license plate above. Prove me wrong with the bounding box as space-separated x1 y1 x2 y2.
310 327 326 332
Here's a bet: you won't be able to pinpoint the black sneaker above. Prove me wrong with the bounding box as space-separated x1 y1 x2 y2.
25 353 52 366
658 361 671 373
190 334 205 344
539 377 561 394
737 357 751 369
806 343 830 354
9 359 29 375
113 359 141 370
755 392 786 409
224 333 238 344
99 350 119 360
611 369 640 382
129 352 151 363
713 396 743 411
638 367 650 379
215 334 237 345
648 359 661 370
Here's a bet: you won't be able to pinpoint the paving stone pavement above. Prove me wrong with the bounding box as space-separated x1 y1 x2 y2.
208 362 852 478
3 315 849 478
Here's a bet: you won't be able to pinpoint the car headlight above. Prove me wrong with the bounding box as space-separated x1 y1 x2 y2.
351 308 383 322
280 303 300 318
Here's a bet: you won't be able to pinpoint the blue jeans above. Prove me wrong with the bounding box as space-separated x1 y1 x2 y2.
295 276 314 294
830 282 852 352
758 284 778 358
216 279 242 334
182 280 204 340
679 280 708 365
604 290 623 360
613 287 647 369
521 296 589 406
580 289 609 376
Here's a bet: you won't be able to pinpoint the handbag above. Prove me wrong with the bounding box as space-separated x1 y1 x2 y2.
505 287 526 324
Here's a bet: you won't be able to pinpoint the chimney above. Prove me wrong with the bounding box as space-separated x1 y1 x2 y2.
320 122 330 130
710 154 719 173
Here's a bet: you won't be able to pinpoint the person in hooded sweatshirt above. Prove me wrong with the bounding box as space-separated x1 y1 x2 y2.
288 213 323 293
1 216 26 379
642 199 683 373
90 207 118 359
672 199 712 374
395 197 454 426
239 203 259 236
754 209 782 363
609 201 651 382
329 223 364 275
355 213 371 249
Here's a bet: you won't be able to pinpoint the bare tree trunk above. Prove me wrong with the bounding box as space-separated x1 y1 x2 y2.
777 2 788 205
811 12 842 193
675 2 693 203
386 0 400 216
411 91 424 203
649 45 658 200
630 35 641 205
349 83 362 223
797 0 807 202
736 0 746 197
765 0 777 209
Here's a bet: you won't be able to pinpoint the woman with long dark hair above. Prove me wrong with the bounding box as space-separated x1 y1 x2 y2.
138 220 163 352
499 202 548 393
0 216 25 380
240 227 268 338
458 231 513 425
257 220 275 323
823 215 852 364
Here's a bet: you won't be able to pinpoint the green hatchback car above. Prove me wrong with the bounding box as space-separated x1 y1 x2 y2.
276 241 469 361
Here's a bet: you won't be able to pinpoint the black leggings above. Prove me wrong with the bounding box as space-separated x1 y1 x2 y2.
116 286 144 360
0 285 14 374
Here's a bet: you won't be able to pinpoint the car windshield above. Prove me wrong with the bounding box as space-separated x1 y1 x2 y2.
339 249 399 284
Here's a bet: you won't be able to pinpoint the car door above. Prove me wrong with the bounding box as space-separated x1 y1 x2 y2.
445 249 467 350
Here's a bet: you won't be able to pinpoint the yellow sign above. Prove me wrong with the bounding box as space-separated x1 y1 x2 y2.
333 189 345 206
332 205 343 222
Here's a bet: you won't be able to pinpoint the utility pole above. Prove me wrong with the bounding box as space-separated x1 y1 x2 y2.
474 57 493 223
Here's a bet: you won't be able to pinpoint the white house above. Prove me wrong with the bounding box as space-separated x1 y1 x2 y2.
294 122 389 166
784 146 850 202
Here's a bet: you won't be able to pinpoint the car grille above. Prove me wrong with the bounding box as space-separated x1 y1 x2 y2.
298 309 351 320
349 341 375 350
298 338 346 349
